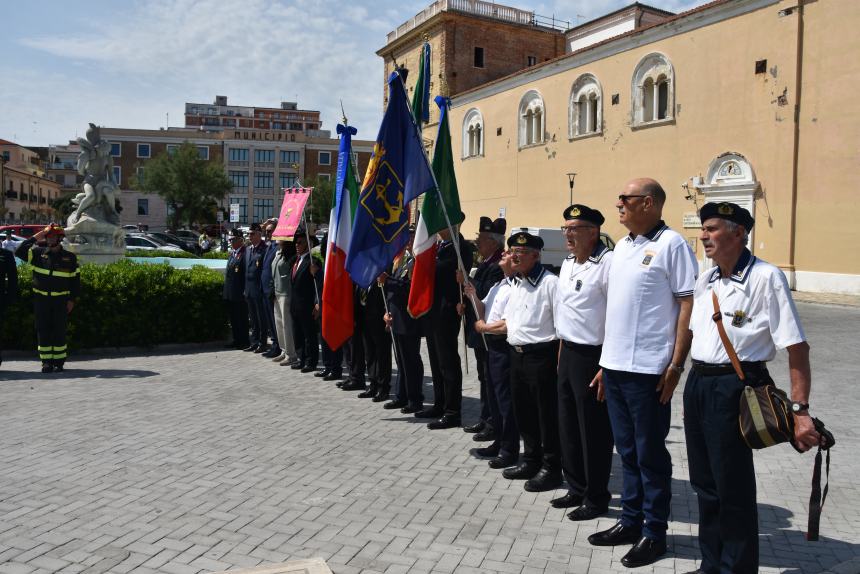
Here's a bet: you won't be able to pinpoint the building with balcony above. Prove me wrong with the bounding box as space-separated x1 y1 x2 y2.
0 140 61 223
46 142 84 196
184 95 323 134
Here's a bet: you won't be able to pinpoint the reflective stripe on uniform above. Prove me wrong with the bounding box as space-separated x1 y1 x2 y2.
31 266 78 278
32 288 70 296
27 249 33 263
38 345 52 352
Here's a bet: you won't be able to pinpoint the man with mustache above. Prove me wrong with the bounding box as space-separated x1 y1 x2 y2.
589 178 697 568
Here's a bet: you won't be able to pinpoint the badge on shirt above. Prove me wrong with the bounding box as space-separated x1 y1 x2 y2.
641 251 656 266
575 279 583 292
234 266 240 273
725 310 751 327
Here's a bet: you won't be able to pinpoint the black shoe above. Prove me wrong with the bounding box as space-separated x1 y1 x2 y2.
567 505 607 521
254 345 268 354
621 537 667 568
427 416 461 430
341 381 366 391
323 372 342 381
335 380 346 388
463 421 485 434
472 429 496 442
550 492 583 509
475 444 500 458
300 365 317 373
372 389 390 402
291 362 305 370
524 468 563 492
314 369 331 378
357 389 377 399
489 454 519 469
401 404 423 414
384 399 408 410
502 462 540 480
414 408 442 419
262 347 280 358
588 522 643 547
242 345 259 352
41 363 54 373
53 363 65 373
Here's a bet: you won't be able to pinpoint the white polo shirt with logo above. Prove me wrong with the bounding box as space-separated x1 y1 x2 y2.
690 249 806 363
503 264 558 346
555 241 613 346
600 221 698 375
483 276 516 324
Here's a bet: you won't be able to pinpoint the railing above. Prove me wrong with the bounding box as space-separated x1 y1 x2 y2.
385 0 567 42
228 160 249 167
254 161 275 168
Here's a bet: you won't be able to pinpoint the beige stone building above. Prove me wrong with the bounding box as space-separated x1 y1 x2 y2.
0 139 61 223
443 0 860 294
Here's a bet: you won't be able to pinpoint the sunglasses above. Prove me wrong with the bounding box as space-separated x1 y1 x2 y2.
618 194 650 203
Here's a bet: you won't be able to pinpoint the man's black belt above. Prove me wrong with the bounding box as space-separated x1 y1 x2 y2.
691 359 767 376
561 340 602 351
511 341 557 354
484 334 507 344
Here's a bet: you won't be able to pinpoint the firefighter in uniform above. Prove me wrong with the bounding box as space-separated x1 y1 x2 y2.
15 224 80 373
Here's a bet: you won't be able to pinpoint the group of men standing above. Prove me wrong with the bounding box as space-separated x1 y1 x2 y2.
223 176 822 572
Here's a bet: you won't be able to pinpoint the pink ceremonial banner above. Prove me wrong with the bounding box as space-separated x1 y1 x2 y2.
271 187 313 240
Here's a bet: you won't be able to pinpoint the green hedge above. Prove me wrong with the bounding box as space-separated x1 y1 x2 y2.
125 250 230 260
2 260 229 351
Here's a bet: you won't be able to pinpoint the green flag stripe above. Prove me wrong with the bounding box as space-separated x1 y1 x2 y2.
423 102 462 236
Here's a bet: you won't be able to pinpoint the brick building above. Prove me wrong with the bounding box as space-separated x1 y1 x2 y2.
184 95 322 133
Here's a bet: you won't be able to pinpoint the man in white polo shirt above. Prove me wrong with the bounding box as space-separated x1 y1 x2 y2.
588 178 697 568
501 231 562 492
684 201 819 574
552 204 615 522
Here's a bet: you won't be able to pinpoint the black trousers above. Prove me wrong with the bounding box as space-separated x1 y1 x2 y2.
509 344 560 469
473 345 492 427
321 333 343 375
394 333 424 408
246 296 268 347
263 294 279 349
486 340 518 458
426 315 463 418
226 299 250 347
363 311 392 393
684 368 766 574
291 308 318 367
558 342 613 510
34 296 69 365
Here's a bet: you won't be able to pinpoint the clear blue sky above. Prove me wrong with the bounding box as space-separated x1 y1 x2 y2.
0 0 701 147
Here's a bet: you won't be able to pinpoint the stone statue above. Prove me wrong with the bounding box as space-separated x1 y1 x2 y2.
64 123 125 263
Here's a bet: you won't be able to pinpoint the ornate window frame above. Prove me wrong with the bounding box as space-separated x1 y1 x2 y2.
462 108 484 159
569 73 603 139
631 52 675 128
518 90 545 149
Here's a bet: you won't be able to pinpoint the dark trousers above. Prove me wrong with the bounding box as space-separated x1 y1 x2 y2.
291 308 318 367
363 313 392 393
34 296 68 365
347 328 366 386
509 344 560 470
226 299 250 347
394 333 424 408
684 369 764 573
263 294 279 349
602 368 671 542
426 315 462 418
321 334 343 375
486 340 518 458
558 342 613 510
473 345 492 428
246 296 268 347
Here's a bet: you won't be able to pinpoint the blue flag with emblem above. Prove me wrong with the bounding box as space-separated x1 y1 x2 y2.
346 71 437 288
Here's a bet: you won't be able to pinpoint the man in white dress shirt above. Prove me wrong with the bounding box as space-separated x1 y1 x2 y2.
684 201 820 574
589 178 697 568
552 204 615 521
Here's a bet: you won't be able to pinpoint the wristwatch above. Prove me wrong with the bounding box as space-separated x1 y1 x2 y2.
668 363 685 375
791 401 809 414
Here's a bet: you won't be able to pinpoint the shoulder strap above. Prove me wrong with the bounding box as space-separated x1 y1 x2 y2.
711 289 746 381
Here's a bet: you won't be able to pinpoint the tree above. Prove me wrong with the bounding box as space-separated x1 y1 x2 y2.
50 193 76 220
302 175 335 226
130 142 232 229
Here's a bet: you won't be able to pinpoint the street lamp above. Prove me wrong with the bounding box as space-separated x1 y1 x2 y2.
566 172 576 205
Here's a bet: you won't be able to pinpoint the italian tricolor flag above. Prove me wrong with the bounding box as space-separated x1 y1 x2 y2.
408 96 464 319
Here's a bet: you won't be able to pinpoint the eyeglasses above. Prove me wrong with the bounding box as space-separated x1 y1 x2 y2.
510 248 536 256
618 194 649 203
560 225 595 234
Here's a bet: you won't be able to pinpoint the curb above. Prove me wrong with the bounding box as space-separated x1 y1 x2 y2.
2 340 228 360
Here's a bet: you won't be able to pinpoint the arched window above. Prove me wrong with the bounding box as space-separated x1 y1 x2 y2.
518 90 545 148
569 73 602 138
462 108 484 158
631 53 675 126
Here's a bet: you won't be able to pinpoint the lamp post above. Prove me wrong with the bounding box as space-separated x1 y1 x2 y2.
566 172 576 205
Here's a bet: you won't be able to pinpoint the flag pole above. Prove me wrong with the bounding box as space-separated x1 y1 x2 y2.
291 162 320 305
397 70 487 350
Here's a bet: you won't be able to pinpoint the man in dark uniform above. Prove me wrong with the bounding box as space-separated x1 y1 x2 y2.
15 224 79 373
462 216 506 440
260 219 281 359
381 231 424 413
358 273 393 401
417 224 474 430
223 228 249 349
340 285 368 391
0 241 19 367
243 223 269 353
288 231 322 372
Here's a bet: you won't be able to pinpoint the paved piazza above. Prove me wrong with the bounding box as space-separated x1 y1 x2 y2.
1 301 858 574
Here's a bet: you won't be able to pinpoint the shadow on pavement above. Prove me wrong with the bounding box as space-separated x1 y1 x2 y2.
0 368 160 381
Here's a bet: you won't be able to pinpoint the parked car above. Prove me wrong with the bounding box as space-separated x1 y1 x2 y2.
148 231 199 254
0 224 45 238
172 229 200 242
124 234 190 254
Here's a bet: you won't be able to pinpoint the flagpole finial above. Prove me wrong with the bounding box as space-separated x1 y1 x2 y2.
422 32 430 43
340 99 348 126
